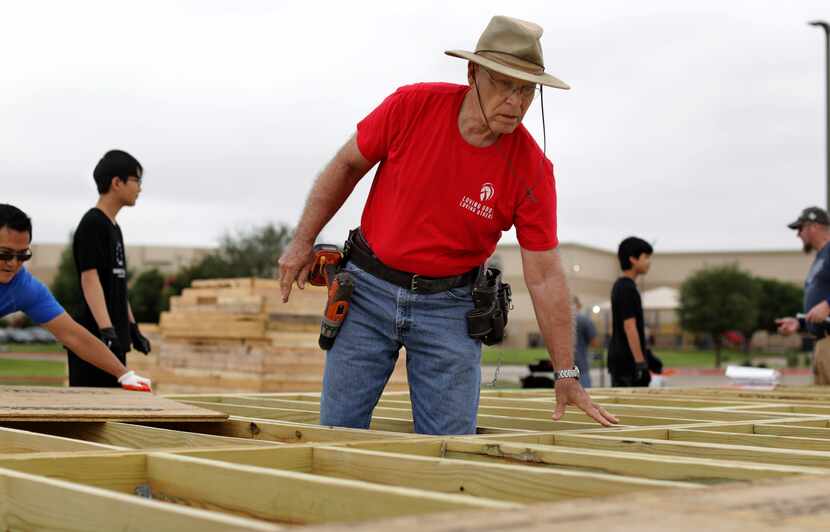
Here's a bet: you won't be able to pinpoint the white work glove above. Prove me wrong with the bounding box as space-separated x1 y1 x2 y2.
117 370 152 392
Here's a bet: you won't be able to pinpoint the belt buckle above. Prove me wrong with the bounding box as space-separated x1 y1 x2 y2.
410 275 420 292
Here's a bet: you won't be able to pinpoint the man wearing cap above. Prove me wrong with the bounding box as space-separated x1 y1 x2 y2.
777 206 830 385
67 150 153 388
278 16 618 433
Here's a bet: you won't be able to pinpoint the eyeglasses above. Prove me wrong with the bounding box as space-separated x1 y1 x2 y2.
127 176 142 185
481 68 537 100
0 250 32 263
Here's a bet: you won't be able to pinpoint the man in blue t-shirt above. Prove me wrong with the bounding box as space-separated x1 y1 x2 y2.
0 204 152 391
777 206 830 385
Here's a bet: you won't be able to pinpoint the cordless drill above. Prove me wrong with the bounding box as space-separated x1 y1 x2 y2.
308 244 354 350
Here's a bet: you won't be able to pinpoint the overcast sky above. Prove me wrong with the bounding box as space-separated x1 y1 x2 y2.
2 0 828 252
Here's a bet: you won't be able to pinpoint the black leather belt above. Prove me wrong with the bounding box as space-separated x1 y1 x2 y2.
345 229 478 294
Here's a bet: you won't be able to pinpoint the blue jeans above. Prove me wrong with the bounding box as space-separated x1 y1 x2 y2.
575 350 592 388
319 262 481 435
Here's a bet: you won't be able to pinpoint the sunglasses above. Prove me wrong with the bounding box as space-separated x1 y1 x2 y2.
0 250 33 263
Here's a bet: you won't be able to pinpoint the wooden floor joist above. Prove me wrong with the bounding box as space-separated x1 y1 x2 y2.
2 386 830 530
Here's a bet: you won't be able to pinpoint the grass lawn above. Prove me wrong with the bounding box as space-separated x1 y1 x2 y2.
0 358 66 387
0 342 64 353
482 347 800 368
0 358 65 377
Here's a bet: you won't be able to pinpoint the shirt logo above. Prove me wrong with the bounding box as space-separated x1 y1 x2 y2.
480 182 495 202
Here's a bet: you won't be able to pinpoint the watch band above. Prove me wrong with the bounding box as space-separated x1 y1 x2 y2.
554 366 581 381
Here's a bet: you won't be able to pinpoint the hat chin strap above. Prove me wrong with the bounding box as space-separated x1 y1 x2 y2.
472 74 495 137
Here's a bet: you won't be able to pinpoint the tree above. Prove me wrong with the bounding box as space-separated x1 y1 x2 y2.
678 264 761 368
162 223 293 307
218 223 292 279
50 235 84 319
755 277 803 332
129 269 165 323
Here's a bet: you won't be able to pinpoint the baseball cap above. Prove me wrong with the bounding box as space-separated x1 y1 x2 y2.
787 206 830 229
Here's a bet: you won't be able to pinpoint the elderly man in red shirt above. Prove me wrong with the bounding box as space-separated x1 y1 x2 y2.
279 16 618 434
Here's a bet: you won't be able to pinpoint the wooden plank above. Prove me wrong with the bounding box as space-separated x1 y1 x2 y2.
0 386 227 422
341 439 824 483
0 452 148 493
668 429 830 452
145 453 520 525
0 466 281 531
1 421 275 450
137 418 413 444
309 446 698 502
753 424 830 439
0 426 123 453
553 433 830 469
179 400 320 424
292 474 830 532
174 446 314 473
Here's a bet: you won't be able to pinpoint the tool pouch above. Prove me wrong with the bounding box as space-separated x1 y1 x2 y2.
466 267 512 345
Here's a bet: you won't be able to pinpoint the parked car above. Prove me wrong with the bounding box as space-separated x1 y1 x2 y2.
7 329 37 343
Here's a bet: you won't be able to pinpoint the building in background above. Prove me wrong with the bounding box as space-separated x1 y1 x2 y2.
493 243 809 350
23 240 809 350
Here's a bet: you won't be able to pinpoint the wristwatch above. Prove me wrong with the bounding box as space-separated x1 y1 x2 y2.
554 366 581 381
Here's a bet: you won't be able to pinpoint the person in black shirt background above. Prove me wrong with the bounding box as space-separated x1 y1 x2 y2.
67 150 152 387
608 236 653 387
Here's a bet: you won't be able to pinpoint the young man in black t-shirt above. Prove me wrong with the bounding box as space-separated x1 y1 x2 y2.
608 236 653 387
68 150 152 387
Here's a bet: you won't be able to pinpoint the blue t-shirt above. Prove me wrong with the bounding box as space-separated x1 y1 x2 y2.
804 243 830 335
0 267 64 324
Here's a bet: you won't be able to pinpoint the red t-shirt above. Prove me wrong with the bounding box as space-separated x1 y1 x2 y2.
356 82 558 277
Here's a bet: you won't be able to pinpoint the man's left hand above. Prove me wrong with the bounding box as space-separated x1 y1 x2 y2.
553 378 618 426
805 300 830 324
129 323 151 355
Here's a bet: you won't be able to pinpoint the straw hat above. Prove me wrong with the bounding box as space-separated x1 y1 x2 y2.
445 15 570 90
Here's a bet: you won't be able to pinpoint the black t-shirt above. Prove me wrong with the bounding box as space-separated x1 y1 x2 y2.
72 208 130 350
608 276 646 375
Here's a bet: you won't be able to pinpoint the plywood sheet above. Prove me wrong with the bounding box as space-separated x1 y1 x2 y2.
0 386 228 422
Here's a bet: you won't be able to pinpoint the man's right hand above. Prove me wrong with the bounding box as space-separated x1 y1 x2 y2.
99 327 123 354
553 378 618 427
117 370 152 392
776 317 800 336
277 238 316 303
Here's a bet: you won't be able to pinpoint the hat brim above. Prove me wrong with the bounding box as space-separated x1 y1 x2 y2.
787 221 803 229
445 49 570 90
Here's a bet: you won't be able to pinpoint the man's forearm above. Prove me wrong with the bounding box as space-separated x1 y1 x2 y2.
44 314 127 377
524 253 574 371
80 270 112 329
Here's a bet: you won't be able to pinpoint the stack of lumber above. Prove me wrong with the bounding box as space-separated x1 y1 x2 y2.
130 278 407 393
0 386 829 530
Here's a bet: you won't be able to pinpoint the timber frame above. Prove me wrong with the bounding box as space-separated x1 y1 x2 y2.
2 386 830 530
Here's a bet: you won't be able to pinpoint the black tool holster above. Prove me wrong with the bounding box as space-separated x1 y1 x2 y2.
466 267 512 345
